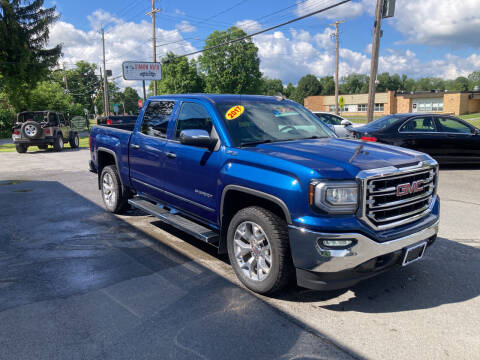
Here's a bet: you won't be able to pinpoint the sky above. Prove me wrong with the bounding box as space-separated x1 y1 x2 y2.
46 0 480 91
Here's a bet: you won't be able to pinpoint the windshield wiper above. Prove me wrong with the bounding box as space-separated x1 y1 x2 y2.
240 139 274 147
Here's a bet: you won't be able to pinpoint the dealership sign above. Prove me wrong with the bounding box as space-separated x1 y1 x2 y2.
122 61 162 81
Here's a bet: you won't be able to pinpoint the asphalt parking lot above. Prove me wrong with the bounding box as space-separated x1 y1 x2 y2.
1 148 479 360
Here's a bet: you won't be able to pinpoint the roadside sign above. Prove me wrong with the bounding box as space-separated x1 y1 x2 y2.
113 104 119 113
339 96 345 109
382 0 396 18
122 61 162 81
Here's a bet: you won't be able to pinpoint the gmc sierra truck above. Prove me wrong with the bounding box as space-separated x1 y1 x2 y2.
89 94 440 294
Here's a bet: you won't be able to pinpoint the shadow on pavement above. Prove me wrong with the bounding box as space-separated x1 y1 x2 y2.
0 180 355 360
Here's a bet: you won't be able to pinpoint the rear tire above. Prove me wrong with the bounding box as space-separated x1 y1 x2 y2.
53 134 64 152
69 133 79 148
100 165 128 213
227 206 294 294
15 144 27 153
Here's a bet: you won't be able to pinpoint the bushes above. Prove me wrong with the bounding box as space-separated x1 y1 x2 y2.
0 106 15 139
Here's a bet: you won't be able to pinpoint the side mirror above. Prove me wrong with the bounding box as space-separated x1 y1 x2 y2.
341 119 352 127
179 129 217 150
474 128 480 135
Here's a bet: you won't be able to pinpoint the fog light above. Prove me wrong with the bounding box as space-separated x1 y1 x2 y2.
322 239 353 247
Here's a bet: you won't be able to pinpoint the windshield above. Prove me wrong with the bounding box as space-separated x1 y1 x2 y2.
361 115 403 131
215 99 334 147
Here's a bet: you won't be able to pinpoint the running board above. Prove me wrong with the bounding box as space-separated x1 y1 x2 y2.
128 198 219 245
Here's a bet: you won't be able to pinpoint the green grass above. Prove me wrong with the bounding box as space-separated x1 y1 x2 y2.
0 136 89 153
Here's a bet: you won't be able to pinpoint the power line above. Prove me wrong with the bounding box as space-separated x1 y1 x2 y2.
168 0 351 61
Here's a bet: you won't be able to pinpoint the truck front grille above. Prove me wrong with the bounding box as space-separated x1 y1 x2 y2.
358 162 438 230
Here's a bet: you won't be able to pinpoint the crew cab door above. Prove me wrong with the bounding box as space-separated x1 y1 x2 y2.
162 101 223 223
397 116 446 157
129 100 176 198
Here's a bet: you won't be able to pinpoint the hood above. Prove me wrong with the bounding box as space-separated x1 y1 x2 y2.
242 138 426 179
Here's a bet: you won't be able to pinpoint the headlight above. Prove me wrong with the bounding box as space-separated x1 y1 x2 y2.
309 181 358 214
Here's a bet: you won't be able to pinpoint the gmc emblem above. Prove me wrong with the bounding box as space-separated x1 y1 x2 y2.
396 180 424 197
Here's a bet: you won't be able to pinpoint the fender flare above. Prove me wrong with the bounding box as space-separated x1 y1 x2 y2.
220 185 292 225
96 147 124 191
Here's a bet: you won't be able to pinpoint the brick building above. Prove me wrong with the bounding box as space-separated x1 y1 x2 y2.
304 90 480 116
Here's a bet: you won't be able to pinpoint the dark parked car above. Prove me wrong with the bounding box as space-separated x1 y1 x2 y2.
351 113 480 164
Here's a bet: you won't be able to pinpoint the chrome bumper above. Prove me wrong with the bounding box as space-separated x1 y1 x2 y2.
289 219 439 273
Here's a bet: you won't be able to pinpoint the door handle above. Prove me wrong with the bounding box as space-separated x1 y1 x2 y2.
165 152 177 159
446 134 456 138
130 144 140 149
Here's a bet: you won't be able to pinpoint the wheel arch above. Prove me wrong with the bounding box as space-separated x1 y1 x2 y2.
218 185 292 254
96 147 123 191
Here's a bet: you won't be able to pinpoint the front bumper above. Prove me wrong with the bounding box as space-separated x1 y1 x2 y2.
289 219 439 290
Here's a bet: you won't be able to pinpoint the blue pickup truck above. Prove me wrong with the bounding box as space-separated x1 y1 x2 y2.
89 94 440 294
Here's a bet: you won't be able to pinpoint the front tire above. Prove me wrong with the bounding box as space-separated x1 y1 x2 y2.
100 165 128 213
69 133 79 148
53 134 64 152
15 144 27 153
227 206 294 294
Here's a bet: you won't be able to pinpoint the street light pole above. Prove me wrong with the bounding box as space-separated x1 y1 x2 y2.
366 0 384 123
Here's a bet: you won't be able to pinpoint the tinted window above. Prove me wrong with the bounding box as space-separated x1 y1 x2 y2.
141 101 175 138
400 117 436 132
360 115 403 131
49 113 59 126
175 102 213 139
436 117 472 134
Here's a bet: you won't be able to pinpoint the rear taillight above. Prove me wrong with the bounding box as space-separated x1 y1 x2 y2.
13 130 19 135
361 136 377 142
45 129 51 135
106 119 113 125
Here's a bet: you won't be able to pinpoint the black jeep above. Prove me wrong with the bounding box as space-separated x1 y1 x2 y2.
12 111 80 153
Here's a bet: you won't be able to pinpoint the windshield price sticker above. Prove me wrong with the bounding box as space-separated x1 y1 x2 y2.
226 105 244 120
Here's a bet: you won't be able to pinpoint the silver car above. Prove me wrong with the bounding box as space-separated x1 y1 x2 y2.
313 112 361 137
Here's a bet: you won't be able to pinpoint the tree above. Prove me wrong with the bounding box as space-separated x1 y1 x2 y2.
28 81 84 116
123 87 140 114
468 71 480 90
340 74 369 94
0 0 62 111
260 77 284 96
284 82 296 99
293 74 322 104
319 76 335 95
150 52 204 95
199 27 262 94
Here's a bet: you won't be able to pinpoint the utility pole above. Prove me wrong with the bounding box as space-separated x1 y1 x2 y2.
330 20 345 115
62 62 69 94
147 0 160 96
366 0 384 123
101 26 110 115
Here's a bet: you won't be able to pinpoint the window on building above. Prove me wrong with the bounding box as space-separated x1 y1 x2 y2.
141 101 175 138
357 104 367 112
374 103 384 112
329 105 335 112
